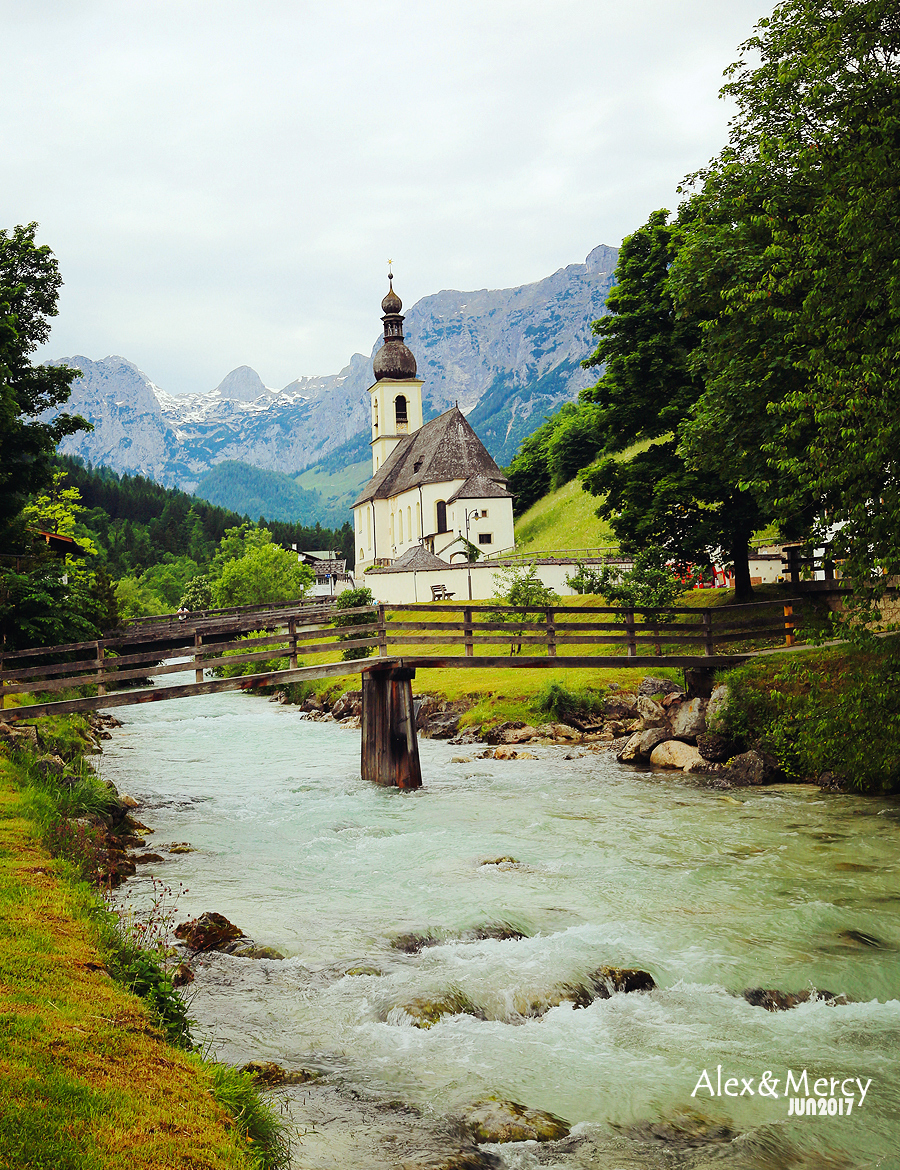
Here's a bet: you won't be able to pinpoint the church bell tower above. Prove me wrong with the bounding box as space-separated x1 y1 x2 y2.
368 269 424 474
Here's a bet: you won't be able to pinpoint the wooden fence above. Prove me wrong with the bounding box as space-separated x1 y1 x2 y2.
0 597 802 718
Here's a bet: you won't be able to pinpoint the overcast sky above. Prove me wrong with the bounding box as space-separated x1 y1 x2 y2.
4 0 775 395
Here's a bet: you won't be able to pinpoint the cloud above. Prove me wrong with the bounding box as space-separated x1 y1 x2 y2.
3 0 774 393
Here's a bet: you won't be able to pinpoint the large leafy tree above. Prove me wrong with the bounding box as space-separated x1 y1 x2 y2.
579 210 765 600
0 224 87 543
672 0 900 615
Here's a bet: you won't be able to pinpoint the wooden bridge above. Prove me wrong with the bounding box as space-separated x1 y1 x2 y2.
1 596 801 788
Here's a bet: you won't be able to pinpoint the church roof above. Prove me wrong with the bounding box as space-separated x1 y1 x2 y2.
366 545 450 574
353 406 507 505
446 473 514 503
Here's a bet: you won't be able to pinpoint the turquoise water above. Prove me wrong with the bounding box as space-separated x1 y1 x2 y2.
102 689 900 1167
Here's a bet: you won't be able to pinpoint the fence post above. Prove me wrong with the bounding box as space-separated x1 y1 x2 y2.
464 607 474 658
702 610 714 657
288 618 298 669
784 603 795 646
546 607 557 657
95 640 106 697
378 604 388 657
194 631 204 683
625 609 636 657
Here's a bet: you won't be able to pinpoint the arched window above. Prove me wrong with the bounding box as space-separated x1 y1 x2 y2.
359 547 364 562
398 511 403 543
395 395 408 428
407 506 412 540
436 500 448 534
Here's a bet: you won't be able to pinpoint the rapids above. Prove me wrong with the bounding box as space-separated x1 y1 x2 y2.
102 689 900 1168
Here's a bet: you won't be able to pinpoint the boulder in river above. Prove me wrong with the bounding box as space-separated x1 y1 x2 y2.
743 987 851 1010
637 696 667 730
721 749 782 786
465 1098 570 1143
696 732 736 762
649 740 704 771
174 911 244 952
331 690 362 720
391 990 485 1029
670 698 707 743
621 1107 736 1149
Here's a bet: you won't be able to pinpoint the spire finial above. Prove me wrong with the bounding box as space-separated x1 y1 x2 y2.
387 258 394 286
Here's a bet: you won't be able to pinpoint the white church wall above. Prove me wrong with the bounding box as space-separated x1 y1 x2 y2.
363 559 586 605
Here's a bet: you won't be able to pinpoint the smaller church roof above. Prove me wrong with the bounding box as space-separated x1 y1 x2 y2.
353 406 507 506
366 545 450 574
446 474 514 503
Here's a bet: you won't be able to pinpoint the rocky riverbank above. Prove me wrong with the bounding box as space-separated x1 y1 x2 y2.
275 674 833 791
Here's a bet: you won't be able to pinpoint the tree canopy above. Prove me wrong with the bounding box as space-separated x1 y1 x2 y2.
671 0 900 616
0 224 87 541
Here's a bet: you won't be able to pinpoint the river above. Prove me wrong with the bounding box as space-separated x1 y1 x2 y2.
100 688 900 1169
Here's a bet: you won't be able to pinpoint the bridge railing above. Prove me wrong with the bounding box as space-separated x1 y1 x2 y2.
1 597 803 707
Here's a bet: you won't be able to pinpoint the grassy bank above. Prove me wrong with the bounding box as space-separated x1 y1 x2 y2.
0 723 287 1170
714 638 900 794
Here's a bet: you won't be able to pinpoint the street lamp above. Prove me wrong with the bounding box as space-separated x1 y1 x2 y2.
463 508 480 601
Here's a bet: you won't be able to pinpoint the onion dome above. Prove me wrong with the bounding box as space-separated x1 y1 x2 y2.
374 270 417 381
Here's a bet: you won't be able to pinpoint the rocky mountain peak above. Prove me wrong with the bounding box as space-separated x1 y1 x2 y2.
212 365 270 402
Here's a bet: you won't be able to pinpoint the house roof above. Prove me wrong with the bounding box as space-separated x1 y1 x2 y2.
446 473 514 503
353 406 507 506
366 545 450 574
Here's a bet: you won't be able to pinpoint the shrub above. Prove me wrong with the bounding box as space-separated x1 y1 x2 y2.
533 681 606 724
333 586 376 660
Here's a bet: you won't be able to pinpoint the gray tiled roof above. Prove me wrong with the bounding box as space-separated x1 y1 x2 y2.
446 473 514 503
366 545 451 574
353 407 507 505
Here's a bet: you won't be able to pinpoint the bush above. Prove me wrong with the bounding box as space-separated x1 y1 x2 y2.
718 641 900 793
533 681 606 724
333 586 376 661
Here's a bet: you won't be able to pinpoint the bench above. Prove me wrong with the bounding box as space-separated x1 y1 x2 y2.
431 584 456 601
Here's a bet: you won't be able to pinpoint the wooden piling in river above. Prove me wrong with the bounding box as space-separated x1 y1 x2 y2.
360 665 422 789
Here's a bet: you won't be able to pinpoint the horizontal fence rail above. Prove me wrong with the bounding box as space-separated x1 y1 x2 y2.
1 597 803 720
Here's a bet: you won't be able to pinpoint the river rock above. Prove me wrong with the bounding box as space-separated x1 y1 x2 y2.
465 1098 570 1143
696 733 735 762
174 911 244 952
649 740 704 770
392 991 485 1029
670 698 707 742
230 943 286 959
133 852 165 865
705 683 730 729
331 690 362 720
300 694 325 712
240 1060 320 1085
743 987 850 1010
722 749 782 786
0 723 40 748
623 1108 736 1149
638 676 682 697
171 962 194 986
602 694 639 720
617 733 643 762
637 696 667 730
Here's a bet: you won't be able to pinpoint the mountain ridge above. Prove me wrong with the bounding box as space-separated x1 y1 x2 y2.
53 244 618 519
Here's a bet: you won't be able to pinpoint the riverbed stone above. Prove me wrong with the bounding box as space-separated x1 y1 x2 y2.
670 698 707 742
723 749 782 786
743 987 850 1010
465 1098 570 1144
637 696 667 730
623 1107 736 1148
649 740 704 770
638 676 682 697
603 694 639 719
696 733 735 762
133 852 165 865
174 911 244 952
617 733 644 762
393 991 485 1029
331 690 362 720
705 683 730 729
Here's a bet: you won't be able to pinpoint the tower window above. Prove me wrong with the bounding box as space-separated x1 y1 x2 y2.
395 395 408 427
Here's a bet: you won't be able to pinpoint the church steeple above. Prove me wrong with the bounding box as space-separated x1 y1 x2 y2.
373 268 417 381
368 265 424 473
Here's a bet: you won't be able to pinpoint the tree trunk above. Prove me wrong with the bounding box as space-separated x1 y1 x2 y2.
731 530 754 603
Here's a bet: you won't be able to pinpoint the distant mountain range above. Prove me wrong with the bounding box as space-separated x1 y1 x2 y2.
53 244 618 525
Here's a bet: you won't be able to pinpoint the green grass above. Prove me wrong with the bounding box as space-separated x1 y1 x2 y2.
514 474 617 555
0 735 289 1170
295 459 370 515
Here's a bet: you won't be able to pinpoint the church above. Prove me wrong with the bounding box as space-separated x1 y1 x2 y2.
352 275 515 579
